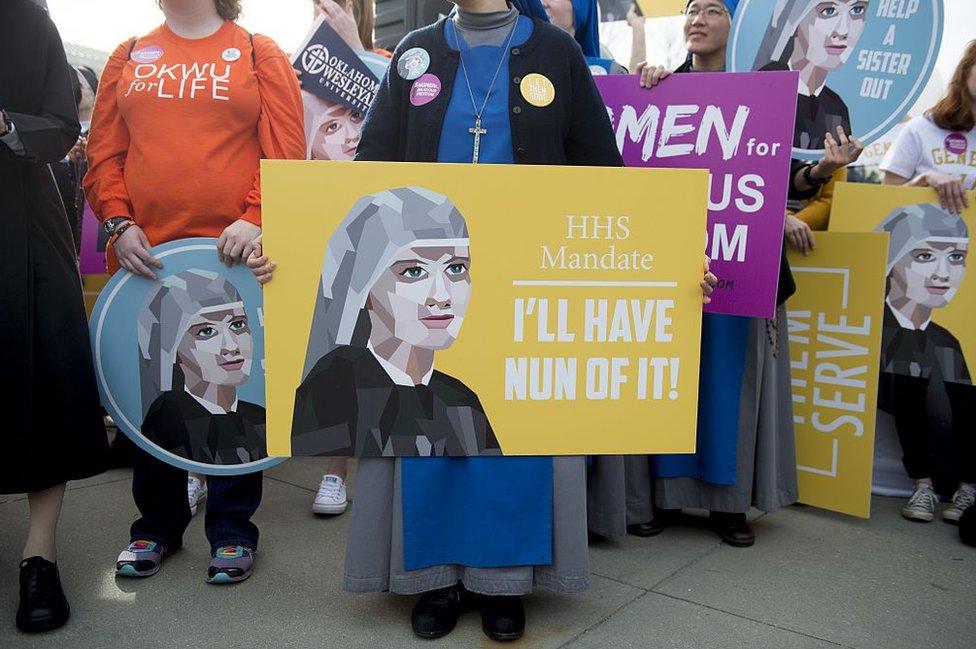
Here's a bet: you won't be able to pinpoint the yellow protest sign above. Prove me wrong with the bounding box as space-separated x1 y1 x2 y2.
636 0 688 17
262 161 708 457
830 183 976 500
787 231 888 518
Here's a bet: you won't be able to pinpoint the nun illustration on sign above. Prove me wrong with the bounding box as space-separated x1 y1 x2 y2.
138 269 267 465
875 204 976 524
753 0 869 150
292 186 500 457
877 203 969 380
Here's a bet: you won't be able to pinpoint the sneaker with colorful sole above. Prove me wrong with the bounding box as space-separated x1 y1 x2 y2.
116 540 170 578
206 545 254 584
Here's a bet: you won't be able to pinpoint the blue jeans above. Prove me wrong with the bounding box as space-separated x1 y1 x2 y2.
130 448 262 552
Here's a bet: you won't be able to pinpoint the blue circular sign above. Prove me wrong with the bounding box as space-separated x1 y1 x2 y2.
90 238 283 476
729 0 943 160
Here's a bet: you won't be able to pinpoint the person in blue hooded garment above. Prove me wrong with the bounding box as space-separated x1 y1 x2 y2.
587 0 862 548
542 0 627 73
273 0 622 642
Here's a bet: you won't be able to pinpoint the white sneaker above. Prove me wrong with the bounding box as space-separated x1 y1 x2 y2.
902 483 937 522
943 485 976 523
188 476 207 517
312 474 347 515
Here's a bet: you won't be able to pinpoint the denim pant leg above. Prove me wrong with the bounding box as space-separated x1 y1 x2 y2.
204 471 263 552
130 448 192 551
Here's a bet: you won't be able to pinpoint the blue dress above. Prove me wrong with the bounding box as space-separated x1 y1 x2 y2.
400 16 555 572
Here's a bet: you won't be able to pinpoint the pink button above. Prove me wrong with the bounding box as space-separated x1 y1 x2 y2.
410 74 441 107
945 132 968 155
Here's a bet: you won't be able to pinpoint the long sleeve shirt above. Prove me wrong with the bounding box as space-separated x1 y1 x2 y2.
84 21 305 271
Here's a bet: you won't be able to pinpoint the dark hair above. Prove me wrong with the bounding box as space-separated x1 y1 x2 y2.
929 40 976 132
76 65 99 96
157 0 242 21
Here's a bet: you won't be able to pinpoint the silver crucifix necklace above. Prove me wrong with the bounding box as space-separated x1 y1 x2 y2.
451 19 518 164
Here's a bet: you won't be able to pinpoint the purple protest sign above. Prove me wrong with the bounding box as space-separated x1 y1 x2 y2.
79 201 107 275
595 72 798 318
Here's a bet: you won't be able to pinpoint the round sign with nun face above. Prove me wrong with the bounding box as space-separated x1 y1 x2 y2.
90 238 283 476
728 0 943 160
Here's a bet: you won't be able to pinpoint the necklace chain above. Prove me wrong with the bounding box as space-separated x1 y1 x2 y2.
451 18 518 121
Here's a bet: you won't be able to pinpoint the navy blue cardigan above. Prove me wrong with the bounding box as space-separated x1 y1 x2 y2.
356 17 623 166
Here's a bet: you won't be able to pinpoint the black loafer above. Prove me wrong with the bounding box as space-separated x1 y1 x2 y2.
709 511 755 547
628 507 680 537
479 595 525 641
411 584 464 639
626 522 662 537
16 557 70 633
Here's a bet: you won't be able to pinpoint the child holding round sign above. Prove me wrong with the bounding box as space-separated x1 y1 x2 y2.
85 0 304 584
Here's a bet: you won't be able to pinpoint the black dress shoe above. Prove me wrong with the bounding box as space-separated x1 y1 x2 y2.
709 511 755 547
627 507 680 537
626 522 663 537
17 557 70 633
479 595 525 641
411 584 464 639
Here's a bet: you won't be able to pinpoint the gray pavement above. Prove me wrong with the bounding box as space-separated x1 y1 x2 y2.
1 458 974 649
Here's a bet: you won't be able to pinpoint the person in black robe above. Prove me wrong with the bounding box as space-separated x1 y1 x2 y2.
0 0 110 633
291 187 499 458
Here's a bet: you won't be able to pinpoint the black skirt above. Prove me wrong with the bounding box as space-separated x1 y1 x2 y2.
0 0 110 493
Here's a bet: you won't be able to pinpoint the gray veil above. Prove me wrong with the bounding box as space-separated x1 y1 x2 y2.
751 0 819 70
875 203 969 273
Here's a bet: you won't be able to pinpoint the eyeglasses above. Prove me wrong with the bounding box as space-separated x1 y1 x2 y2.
682 5 729 20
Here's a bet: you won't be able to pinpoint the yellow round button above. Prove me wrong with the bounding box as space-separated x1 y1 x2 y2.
519 73 555 108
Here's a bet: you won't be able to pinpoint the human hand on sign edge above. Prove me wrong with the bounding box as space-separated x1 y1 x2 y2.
636 62 671 89
114 224 162 280
247 236 277 286
218 219 262 266
921 171 970 214
701 255 718 304
784 213 816 255
810 125 863 180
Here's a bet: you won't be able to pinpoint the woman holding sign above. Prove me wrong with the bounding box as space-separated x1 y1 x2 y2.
251 0 714 641
85 0 304 585
881 40 976 215
597 0 862 548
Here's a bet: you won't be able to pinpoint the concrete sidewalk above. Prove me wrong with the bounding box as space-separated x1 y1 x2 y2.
1 458 974 649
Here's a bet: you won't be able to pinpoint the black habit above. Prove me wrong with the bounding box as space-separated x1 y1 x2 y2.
142 391 267 465
0 0 109 493
292 345 501 457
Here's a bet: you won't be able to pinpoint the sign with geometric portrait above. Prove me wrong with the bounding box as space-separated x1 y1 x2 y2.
830 183 975 499
90 238 282 475
262 161 710 457
729 0 943 159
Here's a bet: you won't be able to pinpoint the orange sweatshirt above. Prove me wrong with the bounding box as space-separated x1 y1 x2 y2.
85 21 305 271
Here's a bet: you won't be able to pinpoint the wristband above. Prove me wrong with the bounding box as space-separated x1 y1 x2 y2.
802 163 830 188
108 221 136 249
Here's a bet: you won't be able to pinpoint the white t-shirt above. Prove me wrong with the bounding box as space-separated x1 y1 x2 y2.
879 115 976 189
